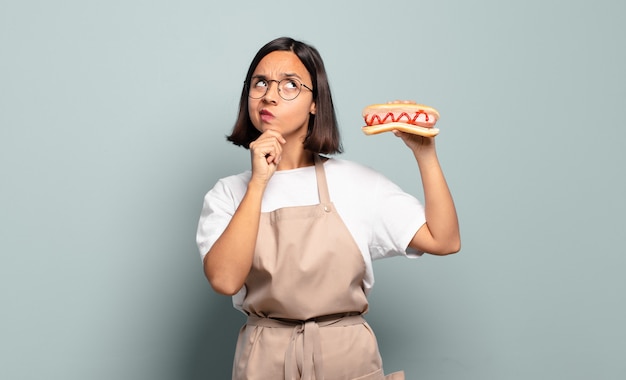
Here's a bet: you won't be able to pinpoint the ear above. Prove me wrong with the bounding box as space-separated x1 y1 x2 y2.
310 102 316 115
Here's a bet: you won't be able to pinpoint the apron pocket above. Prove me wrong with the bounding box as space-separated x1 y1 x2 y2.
351 368 406 380
352 368 385 380
384 371 406 380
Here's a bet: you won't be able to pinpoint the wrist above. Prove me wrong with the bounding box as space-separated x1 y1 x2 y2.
413 147 438 164
246 179 267 198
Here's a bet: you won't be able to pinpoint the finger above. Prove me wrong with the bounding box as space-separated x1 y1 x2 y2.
387 99 416 105
251 133 284 151
260 129 287 144
252 139 282 165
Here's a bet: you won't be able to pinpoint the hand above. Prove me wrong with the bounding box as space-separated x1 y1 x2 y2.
387 99 416 105
387 100 437 157
393 129 435 157
248 129 286 185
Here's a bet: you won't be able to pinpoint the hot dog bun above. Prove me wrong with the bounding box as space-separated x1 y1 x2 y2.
362 102 440 137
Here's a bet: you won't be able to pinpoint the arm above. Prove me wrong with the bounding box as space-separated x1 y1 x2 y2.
203 130 285 295
394 131 461 255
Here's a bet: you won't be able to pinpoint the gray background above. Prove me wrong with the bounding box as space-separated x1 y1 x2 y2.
1 0 625 379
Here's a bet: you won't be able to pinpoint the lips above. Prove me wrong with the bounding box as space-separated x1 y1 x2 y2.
260 109 274 122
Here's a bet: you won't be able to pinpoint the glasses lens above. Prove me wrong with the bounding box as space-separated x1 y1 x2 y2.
278 79 301 100
247 78 305 100
248 78 267 99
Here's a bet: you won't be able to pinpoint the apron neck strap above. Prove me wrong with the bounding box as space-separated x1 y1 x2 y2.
313 155 331 205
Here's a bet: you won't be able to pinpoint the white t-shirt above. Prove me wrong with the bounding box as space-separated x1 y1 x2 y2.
196 158 426 311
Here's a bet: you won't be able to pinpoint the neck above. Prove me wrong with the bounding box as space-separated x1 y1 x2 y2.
276 149 315 171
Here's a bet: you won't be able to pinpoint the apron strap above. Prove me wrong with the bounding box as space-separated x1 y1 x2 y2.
313 155 331 206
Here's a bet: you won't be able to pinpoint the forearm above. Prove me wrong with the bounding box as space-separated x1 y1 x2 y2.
203 182 265 295
414 150 460 254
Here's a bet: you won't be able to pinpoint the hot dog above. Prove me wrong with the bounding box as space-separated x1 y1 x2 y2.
362 102 440 137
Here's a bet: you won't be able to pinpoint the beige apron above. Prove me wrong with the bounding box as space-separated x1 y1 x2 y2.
232 155 405 380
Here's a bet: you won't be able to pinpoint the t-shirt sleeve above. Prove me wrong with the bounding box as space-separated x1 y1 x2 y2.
196 179 237 262
368 173 426 260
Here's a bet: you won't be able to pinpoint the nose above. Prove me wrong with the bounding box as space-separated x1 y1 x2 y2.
262 80 280 102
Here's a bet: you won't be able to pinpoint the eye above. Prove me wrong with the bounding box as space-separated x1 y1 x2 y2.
282 79 299 90
252 78 268 88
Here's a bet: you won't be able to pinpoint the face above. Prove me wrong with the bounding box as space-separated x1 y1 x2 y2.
247 51 316 139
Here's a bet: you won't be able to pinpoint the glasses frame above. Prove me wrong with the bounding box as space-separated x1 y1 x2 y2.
246 77 314 101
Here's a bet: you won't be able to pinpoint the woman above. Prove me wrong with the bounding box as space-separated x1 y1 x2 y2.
196 36 460 380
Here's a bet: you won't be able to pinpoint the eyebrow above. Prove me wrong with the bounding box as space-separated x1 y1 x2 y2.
251 72 303 80
281 72 302 79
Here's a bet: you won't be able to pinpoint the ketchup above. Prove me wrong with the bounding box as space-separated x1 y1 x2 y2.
365 111 429 126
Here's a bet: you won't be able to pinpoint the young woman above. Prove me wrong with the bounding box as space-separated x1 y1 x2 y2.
196 36 460 380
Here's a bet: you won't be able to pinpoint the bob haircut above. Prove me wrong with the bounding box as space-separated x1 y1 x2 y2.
226 37 342 154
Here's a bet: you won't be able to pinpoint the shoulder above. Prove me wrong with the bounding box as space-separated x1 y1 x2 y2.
217 170 251 190
325 157 391 190
325 157 383 179
204 170 251 204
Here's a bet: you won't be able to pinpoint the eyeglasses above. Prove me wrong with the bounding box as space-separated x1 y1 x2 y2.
247 77 314 101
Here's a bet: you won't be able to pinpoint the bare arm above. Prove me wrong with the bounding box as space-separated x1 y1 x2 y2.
394 131 461 255
203 130 285 295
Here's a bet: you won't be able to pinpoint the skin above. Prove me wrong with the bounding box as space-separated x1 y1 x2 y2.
389 100 461 257
204 55 460 296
